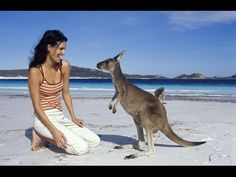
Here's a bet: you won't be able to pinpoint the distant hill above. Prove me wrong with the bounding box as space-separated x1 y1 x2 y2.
0 65 167 79
70 66 110 78
124 74 166 79
0 66 110 78
0 69 28 77
175 73 206 79
0 67 235 79
231 74 236 79
214 74 236 80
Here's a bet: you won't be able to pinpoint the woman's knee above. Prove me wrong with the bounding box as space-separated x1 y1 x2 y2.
89 134 100 148
66 143 89 156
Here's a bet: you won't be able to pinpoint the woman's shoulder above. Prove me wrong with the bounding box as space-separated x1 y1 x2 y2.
28 67 43 82
28 66 41 75
61 59 70 68
61 59 71 75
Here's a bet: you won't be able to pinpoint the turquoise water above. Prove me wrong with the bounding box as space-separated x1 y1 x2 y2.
0 79 236 102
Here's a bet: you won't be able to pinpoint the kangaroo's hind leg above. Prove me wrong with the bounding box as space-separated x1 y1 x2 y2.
124 128 155 160
114 117 146 151
133 118 146 151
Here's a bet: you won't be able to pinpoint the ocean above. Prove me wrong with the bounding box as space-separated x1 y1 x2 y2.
0 78 236 102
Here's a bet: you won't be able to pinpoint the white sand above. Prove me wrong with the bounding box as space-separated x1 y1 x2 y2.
0 95 235 165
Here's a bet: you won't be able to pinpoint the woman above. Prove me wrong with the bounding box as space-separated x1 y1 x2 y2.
28 30 100 155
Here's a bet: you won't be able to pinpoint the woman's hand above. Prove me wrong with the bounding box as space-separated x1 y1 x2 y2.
72 118 85 127
52 129 68 149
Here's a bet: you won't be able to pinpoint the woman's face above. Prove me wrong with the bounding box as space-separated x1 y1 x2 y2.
48 41 67 64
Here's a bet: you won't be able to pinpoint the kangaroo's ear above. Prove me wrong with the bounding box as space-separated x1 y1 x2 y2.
115 50 125 62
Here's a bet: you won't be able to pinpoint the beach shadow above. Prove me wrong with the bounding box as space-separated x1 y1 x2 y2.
25 127 33 140
98 134 137 145
98 134 182 148
25 127 66 154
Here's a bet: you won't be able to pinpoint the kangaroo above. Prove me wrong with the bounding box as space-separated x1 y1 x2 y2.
155 87 166 104
96 50 206 159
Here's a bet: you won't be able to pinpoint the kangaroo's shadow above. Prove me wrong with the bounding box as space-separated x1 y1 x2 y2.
25 127 66 154
98 134 137 145
98 134 182 148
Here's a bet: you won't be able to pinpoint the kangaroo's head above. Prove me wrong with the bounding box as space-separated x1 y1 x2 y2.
96 50 125 72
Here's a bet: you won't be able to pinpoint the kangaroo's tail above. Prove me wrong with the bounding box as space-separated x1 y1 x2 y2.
161 121 206 146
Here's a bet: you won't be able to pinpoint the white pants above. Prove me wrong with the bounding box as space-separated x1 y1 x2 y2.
33 109 100 155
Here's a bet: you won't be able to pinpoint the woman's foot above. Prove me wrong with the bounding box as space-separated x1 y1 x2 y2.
32 129 52 151
32 129 43 151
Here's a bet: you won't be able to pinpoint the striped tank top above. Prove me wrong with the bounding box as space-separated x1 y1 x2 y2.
38 65 63 111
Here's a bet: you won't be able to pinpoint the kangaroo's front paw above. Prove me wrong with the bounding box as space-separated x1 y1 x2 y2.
112 108 116 114
108 104 112 110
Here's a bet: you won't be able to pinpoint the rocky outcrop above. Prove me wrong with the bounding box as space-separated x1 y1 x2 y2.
175 73 206 79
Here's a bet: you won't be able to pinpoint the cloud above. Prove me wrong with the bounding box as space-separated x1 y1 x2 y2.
119 13 150 27
120 15 140 27
166 11 236 31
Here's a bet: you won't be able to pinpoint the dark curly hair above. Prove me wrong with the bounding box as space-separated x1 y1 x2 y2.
28 30 67 69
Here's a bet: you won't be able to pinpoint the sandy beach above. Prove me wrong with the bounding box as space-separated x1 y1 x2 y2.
0 95 235 165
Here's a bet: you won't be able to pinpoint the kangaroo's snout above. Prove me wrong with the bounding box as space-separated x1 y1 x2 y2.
96 62 102 69
96 59 110 71
96 58 117 72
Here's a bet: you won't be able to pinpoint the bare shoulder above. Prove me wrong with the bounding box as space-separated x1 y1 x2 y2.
28 67 42 83
28 67 41 76
61 59 71 74
62 59 70 68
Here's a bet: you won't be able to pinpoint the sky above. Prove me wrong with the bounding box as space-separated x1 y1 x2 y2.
0 11 235 78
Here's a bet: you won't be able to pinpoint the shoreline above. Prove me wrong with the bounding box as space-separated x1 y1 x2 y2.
0 76 236 80
0 94 236 103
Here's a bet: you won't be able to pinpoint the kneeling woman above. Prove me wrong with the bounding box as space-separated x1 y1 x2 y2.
28 30 100 155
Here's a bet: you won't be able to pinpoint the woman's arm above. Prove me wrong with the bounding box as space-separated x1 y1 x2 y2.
61 60 84 127
28 68 67 149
